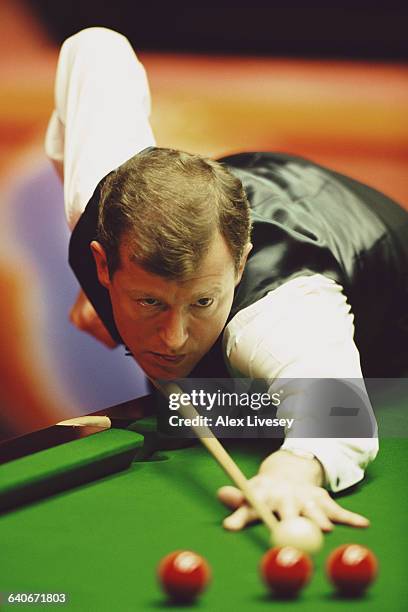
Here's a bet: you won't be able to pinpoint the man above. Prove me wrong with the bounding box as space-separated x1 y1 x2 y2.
45 28 408 533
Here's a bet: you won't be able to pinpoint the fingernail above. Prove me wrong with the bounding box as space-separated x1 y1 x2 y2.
225 516 243 531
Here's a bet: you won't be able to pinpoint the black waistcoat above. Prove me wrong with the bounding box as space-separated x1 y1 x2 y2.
69 151 408 377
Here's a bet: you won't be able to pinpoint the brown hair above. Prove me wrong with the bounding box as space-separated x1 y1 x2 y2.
97 147 251 279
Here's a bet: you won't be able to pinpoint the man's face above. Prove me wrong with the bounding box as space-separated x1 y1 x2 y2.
91 232 250 380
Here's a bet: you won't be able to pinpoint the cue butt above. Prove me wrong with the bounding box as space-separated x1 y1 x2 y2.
56 416 112 429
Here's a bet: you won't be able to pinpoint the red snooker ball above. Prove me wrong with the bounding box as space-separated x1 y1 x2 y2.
326 544 378 596
261 546 313 598
158 550 211 602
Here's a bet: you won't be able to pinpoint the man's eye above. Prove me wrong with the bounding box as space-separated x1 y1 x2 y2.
194 298 214 308
139 298 160 307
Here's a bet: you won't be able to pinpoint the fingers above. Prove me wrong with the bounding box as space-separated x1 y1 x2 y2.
301 501 333 532
218 485 263 531
275 498 300 523
223 505 259 531
276 495 333 532
217 486 245 509
218 481 370 534
321 497 370 528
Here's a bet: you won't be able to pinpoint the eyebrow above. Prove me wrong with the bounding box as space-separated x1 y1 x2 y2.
126 285 223 300
190 286 223 300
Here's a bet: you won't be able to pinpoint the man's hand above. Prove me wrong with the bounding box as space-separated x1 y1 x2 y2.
69 289 118 348
217 450 369 532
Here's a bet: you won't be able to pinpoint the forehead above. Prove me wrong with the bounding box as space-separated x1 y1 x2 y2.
115 231 235 293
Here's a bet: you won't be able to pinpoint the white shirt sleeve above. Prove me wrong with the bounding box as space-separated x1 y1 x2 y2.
44 27 156 230
223 274 379 492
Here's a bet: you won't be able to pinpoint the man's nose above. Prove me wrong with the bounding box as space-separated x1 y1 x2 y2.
158 310 189 351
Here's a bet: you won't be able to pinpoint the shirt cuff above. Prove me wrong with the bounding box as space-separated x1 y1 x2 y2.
280 437 379 492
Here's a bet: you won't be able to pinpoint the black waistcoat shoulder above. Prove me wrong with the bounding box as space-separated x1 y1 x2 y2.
220 152 408 351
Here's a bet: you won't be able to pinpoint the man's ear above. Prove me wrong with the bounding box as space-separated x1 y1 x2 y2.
90 241 111 289
235 242 253 286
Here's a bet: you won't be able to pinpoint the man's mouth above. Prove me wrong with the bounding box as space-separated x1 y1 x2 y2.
148 352 186 364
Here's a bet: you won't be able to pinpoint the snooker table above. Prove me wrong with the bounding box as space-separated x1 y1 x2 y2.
0 393 407 611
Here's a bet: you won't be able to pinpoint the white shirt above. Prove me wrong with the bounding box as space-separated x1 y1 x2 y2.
45 27 378 493
45 27 155 230
223 274 378 492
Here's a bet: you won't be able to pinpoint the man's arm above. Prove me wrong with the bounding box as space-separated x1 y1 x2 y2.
219 273 378 530
69 289 118 348
45 27 156 343
45 27 155 230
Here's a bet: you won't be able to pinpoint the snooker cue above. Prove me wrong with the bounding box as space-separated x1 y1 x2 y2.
153 380 278 535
